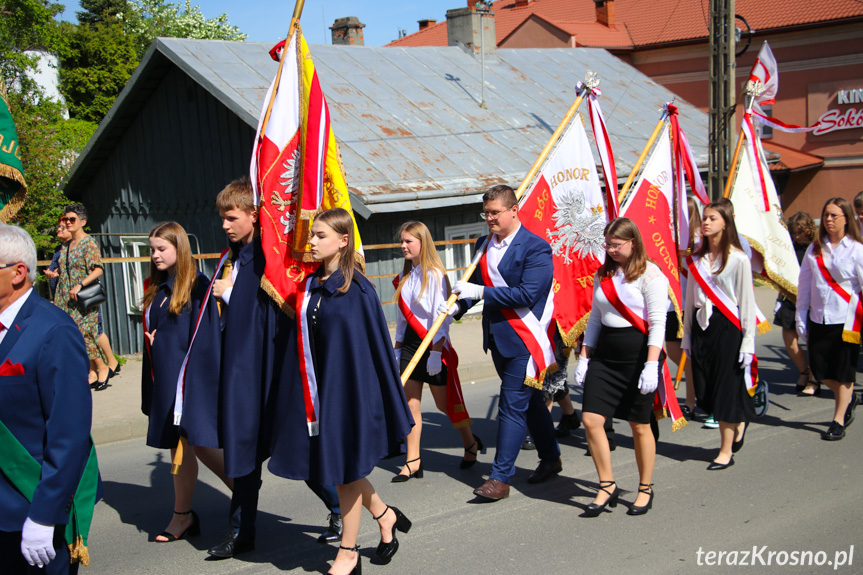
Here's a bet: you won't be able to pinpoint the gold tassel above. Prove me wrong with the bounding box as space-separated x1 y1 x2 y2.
843 330 862 345
68 537 90 567
757 320 772 335
671 416 688 432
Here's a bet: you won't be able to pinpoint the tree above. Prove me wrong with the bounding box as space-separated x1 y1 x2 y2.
58 19 138 122
123 0 247 59
76 0 130 25
0 0 63 84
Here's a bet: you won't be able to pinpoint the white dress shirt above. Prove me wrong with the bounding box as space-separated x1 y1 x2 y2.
796 236 863 332
0 288 33 346
584 262 669 350
682 248 755 354
395 266 451 345
485 224 521 274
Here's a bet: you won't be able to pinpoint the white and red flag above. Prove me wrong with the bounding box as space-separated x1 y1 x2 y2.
250 28 362 313
577 81 619 219
519 115 610 346
621 125 683 318
748 41 778 112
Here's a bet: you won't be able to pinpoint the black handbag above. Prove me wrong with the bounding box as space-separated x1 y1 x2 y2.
66 244 108 311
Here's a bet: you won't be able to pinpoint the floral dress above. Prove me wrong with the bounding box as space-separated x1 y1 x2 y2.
55 235 104 360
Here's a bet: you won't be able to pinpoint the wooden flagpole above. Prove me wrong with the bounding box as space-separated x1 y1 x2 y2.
616 109 669 206
400 76 595 385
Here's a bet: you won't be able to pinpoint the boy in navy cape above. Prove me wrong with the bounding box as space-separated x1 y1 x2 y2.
206 177 341 559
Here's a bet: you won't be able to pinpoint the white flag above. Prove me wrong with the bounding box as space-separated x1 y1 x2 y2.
748 41 778 111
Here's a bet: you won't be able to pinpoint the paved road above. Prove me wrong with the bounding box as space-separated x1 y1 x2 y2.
82 287 863 574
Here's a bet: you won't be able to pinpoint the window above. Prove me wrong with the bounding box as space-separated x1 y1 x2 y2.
444 222 488 315
120 236 149 314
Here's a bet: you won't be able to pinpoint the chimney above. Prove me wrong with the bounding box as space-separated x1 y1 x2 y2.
446 4 496 56
594 0 615 28
514 0 530 7
418 18 437 31
330 16 366 46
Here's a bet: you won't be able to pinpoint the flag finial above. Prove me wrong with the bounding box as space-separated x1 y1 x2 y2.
745 79 766 98
583 71 600 90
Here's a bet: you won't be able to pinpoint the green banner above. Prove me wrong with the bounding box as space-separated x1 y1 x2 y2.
0 84 26 223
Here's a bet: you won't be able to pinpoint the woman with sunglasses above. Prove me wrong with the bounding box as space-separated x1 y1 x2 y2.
796 198 863 440
575 217 668 517
53 204 113 390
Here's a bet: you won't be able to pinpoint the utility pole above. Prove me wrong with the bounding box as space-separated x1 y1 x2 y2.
476 1 491 109
708 0 736 199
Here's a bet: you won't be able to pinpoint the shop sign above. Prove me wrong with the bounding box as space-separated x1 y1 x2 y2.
814 88 863 136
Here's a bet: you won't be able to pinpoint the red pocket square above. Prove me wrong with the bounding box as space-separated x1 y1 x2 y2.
0 359 25 376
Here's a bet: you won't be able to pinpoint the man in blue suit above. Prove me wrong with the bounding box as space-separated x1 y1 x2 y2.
443 185 562 501
0 224 92 574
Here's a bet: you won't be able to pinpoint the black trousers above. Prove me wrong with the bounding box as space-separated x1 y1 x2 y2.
0 527 78 575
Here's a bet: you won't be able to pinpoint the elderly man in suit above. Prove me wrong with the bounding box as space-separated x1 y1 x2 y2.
0 224 93 574
441 185 562 501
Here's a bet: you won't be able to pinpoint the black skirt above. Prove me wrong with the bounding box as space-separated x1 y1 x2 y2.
773 297 796 330
665 310 681 342
400 323 447 386
808 320 860 383
691 311 754 424
582 326 657 424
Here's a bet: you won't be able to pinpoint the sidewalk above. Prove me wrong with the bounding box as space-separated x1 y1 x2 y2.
92 316 497 446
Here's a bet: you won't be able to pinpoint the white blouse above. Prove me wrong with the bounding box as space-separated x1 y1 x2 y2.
394 266 451 345
796 236 863 329
584 261 670 350
682 248 755 354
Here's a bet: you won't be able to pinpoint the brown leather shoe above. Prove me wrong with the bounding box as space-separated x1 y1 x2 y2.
527 457 562 484
472 478 510 501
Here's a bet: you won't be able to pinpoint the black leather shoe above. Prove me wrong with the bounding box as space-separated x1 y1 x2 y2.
207 532 255 559
555 412 581 438
92 380 110 391
527 457 562 484
318 513 342 543
521 435 536 450
731 424 747 453
845 392 859 428
822 421 846 441
373 506 411 563
706 457 734 471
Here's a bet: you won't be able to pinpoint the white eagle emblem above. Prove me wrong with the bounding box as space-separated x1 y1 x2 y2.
546 186 605 263
280 212 296 236
279 148 301 195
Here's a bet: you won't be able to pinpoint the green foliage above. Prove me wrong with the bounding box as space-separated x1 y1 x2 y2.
0 0 64 84
58 19 138 122
76 0 131 25
123 0 247 59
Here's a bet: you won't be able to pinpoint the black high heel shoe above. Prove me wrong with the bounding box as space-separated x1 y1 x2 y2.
373 506 411 562
155 510 200 542
460 434 485 469
329 544 361 575
391 457 423 483
582 481 620 517
627 483 654 516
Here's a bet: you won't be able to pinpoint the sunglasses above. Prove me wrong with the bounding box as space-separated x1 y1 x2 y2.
61 216 78 224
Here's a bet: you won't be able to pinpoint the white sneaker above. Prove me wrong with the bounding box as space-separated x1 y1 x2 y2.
704 415 719 429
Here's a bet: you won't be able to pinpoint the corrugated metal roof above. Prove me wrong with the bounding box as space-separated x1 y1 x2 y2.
64 38 709 214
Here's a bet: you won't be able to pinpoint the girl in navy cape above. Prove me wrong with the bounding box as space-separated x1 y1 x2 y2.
141 222 232 543
268 208 413 575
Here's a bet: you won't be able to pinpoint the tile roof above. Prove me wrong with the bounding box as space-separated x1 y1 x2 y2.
387 0 863 49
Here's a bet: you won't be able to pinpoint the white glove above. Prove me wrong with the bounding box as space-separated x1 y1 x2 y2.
738 352 753 368
21 517 56 568
638 361 659 395
427 350 443 375
394 347 402 366
453 281 484 301
573 357 589 387
436 302 457 317
796 323 807 343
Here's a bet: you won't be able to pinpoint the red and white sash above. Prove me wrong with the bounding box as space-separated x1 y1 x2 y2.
295 276 320 436
815 252 863 345
599 274 687 431
479 245 556 389
144 249 230 427
393 274 472 428
687 255 759 396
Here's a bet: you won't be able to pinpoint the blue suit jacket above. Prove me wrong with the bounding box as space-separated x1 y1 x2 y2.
0 290 92 532
458 225 554 358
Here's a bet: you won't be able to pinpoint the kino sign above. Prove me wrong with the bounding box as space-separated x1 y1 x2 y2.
814 88 863 136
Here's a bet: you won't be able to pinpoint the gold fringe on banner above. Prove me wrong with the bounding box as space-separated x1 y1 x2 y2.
744 235 798 301
843 330 861 345
452 417 473 430
560 312 591 348
524 362 558 390
671 416 689 432
757 320 772 335
68 537 90 567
